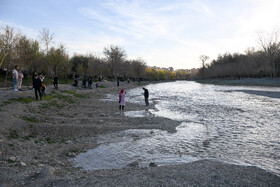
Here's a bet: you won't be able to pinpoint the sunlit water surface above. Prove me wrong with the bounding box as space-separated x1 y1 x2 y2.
74 81 280 175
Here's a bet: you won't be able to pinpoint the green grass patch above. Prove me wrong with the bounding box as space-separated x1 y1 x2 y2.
98 85 106 88
21 116 39 123
60 138 67 143
29 132 37 138
15 97 34 103
61 90 76 95
23 136 30 141
56 93 75 103
61 90 86 98
23 132 37 141
8 130 19 139
8 159 16 164
34 138 44 144
43 95 54 100
41 100 64 109
1 97 34 106
46 137 56 144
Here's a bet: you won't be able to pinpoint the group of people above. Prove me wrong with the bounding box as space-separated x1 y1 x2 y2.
118 87 149 111
32 72 44 100
82 76 93 89
12 65 150 105
32 73 58 100
74 75 96 89
12 65 59 100
12 65 24 91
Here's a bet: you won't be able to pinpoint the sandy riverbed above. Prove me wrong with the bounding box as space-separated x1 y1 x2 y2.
0 80 279 186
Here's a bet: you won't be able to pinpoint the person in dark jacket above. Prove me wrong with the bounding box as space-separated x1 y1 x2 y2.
33 73 42 100
88 76 93 89
53 76 58 89
143 87 149 106
82 76 87 88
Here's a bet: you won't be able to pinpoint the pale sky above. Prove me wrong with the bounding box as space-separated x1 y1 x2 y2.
1 0 279 69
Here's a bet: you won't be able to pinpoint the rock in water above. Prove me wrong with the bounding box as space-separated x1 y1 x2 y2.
127 161 139 168
149 162 157 167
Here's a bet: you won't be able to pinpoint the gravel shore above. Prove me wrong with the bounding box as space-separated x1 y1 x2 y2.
0 80 279 186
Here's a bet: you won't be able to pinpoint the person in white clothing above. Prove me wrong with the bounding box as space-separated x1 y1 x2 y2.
12 66 19 91
18 69 24 90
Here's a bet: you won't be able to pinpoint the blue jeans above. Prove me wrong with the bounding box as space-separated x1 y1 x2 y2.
13 78 18 90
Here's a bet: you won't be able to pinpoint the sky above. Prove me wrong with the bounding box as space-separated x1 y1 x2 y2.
0 0 280 69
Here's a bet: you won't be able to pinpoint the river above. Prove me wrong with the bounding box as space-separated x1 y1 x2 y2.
74 81 280 175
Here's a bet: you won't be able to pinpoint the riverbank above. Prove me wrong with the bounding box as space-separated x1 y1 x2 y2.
0 81 279 186
196 78 280 87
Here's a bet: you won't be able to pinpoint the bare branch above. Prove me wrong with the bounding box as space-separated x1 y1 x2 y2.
39 28 54 53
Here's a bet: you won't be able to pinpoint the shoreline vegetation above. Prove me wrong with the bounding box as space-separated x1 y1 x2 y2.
196 77 280 87
0 80 280 186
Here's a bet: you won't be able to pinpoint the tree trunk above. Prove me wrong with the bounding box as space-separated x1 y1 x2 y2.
0 53 8 69
4 68 9 86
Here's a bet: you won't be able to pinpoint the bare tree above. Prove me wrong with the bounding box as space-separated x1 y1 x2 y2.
257 29 280 77
0 25 20 68
199 55 209 69
103 45 127 78
39 28 54 54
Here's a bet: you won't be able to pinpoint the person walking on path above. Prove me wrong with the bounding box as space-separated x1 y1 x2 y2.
119 89 126 111
143 87 149 106
18 68 24 90
33 73 42 100
12 65 19 91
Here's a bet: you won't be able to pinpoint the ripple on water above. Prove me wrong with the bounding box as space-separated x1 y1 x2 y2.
73 125 199 170
75 81 280 175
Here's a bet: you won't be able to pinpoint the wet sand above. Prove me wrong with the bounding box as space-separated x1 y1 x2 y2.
0 81 279 186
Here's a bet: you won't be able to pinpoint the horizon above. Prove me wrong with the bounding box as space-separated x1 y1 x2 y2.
1 0 279 70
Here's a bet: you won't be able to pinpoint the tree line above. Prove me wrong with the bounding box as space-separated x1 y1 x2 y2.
194 30 280 79
0 25 189 84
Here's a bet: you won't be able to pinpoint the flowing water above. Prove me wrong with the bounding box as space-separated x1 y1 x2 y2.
74 81 280 175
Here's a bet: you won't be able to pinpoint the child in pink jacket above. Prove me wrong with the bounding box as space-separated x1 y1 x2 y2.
119 89 125 110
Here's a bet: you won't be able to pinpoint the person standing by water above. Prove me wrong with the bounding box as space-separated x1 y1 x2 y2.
12 65 19 92
143 87 149 106
119 89 126 111
33 73 42 100
53 76 58 89
17 68 24 90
